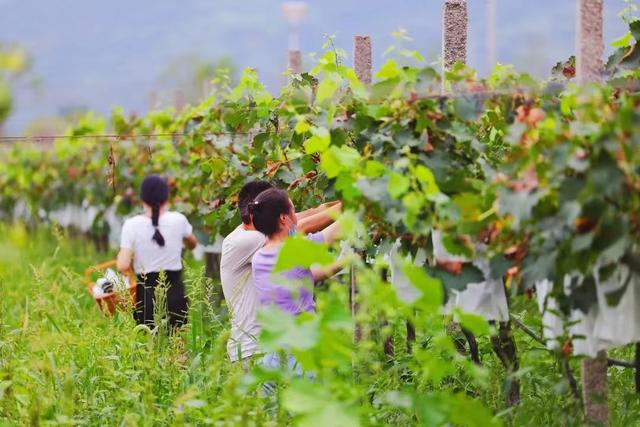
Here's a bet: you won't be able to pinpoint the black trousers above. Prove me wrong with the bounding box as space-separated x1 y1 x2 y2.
135 270 188 330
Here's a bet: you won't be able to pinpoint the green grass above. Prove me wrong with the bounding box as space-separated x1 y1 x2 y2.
0 224 244 425
0 224 639 426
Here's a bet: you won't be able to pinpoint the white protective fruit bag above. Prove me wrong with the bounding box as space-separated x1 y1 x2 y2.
536 266 640 357
432 230 509 322
385 239 426 305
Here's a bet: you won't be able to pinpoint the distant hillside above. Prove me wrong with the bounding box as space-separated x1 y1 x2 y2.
0 0 630 134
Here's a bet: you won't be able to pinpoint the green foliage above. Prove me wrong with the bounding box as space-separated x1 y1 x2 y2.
11 227 636 426
0 226 501 426
282 380 361 427
0 25 639 318
274 236 334 272
3 19 640 424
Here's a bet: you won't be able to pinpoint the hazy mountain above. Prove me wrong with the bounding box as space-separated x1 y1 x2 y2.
0 0 630 134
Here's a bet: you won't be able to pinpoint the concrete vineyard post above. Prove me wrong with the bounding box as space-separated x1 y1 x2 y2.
349 36 372 342
576 0 604 83
288 50 303 74
636 343 640 393
282 1 307 75
442 0 468 89
353 35 372 85
582 350 609 425
576 3 607 423
174 89 186 111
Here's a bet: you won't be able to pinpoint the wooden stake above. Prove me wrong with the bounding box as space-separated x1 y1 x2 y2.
349 264 362 342
353 35 372 85
406 321 416 353
204 252 223 307
490 322 521 407
576 0 604 83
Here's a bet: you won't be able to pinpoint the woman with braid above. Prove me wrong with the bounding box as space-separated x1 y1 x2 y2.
117 175 197 330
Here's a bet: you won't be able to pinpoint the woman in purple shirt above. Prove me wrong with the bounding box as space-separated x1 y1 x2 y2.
249 188 342 316
248 188 342 389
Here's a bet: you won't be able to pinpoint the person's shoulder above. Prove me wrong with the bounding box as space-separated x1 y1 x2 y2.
226 226 264 242
241 230 266 250
250 246 265 264
165 211 187 220
242 228 265 241
123 214 146 227
163 211 191 225
224 226 265 250
306 231 324 244
222 225 241 242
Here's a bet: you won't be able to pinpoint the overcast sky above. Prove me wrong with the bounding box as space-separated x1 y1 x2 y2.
0 0 630 134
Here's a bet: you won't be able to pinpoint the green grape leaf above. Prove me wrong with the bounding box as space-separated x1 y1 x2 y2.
316 78 340 105
274 235 334 272
388 173 410 199
401 262 444 311
283 380 361 427
457 310 491 337
258 308 320 351
320 145 361 178
375 59 400 79
303 128 331 154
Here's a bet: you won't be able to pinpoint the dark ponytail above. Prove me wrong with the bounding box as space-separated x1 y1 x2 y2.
250 188 293 236
238 180 274 224
140 175 170 247
151 204 165 246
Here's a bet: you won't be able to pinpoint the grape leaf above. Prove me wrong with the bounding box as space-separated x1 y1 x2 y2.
274 236 334 272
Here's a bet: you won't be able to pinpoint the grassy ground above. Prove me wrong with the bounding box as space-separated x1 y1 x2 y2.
0 223 639 426
0 224 238 425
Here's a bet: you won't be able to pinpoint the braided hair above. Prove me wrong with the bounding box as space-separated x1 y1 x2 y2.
140 175 169 247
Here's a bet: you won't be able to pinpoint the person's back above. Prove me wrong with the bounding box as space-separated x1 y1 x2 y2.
221 225 265 361
117 175 197 330
247 187 344 388
122 211 192 274
220 180 273 361
251 232 322 315
220 180 341 361
249 188 343 317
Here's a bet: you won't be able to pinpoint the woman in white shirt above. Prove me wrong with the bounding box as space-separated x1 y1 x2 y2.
117 175 197 330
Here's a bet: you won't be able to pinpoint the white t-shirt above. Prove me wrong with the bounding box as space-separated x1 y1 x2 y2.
120 211 193 274
220 225 266 361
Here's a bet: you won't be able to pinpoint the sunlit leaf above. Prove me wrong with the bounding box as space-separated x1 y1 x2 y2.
274 235 334 272
375 59 400 80
401 263 444 311
388 173 410 199
316 78 340 105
